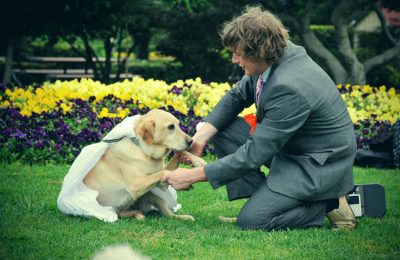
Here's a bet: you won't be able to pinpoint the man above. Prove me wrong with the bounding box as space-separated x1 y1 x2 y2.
162 6 357 231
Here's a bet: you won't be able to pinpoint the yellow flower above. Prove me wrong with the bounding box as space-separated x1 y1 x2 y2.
347 101 354 108
98 107 109 118
378 113 394 124
389 97 400 113
362 85 373 94
1 100 10 108
2 79 398 130
60 103 72 114
347 107 357 123
388 88 396 97
117 107 130 118
350 89 362 98
240 104 256 116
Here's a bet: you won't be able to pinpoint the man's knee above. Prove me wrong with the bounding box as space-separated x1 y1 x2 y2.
237 207 274 231
210 117 250 146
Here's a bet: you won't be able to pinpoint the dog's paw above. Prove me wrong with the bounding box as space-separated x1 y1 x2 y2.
181 151 207 167
218 216 237 223
191 157 207 167
176 214 195 221
135 214 146 221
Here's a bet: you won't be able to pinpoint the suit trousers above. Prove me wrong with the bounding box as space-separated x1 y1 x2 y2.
210 117 327 231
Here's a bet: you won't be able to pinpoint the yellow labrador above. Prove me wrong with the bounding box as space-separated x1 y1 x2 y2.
83 109 206 221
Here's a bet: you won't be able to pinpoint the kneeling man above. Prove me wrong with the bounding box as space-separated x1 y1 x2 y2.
163 6 356 231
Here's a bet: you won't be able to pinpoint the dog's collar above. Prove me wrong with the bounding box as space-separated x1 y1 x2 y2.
101 136 140 146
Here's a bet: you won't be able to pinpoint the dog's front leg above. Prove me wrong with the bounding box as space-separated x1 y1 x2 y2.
165 151 207 171
127 170 170 200
147 192 194 221
165 152 181 171
180 151 207 167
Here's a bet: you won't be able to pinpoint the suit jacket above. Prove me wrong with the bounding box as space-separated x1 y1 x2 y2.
204 42 356 201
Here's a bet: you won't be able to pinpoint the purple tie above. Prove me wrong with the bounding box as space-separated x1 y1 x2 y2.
256 75 264 105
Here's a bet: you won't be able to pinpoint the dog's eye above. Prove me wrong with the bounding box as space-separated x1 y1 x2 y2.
168 124 175 130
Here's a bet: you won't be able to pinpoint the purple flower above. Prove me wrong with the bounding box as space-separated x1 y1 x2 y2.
129 108 139 115
168 86 183 95
2 128 13 138
77 129 102 143
9 108 24 120
100 121 113 132
88 96 96 102
54 143 62 151
35 140 47 149
11 129 27 140
362 120 371 128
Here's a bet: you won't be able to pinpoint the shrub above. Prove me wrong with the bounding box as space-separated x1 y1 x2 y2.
0 78 398 164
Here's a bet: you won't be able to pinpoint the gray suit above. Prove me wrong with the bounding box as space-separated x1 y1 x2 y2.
204 42 357 230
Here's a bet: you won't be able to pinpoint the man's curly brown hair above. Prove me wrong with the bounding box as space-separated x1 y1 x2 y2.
220 6 289 65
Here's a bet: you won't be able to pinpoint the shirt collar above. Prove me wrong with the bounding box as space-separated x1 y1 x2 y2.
260 67 271 82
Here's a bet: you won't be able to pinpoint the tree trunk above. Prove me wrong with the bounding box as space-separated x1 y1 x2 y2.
294 1 348 84
82 33 100 79
332 0 366 84
135 34 151 60
131 29 151 60
2 38 14 85
102 36 112 84
364 44 400 74
285 0 399 86
301 30 348 84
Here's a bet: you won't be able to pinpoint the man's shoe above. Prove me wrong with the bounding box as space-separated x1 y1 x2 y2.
326 196 356 230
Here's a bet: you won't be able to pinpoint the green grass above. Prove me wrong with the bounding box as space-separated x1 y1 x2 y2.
1 162 399 259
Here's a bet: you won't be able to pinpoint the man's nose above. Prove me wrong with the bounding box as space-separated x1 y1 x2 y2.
232 54 239 64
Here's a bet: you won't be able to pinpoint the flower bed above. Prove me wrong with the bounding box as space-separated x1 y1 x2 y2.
0 78 399 164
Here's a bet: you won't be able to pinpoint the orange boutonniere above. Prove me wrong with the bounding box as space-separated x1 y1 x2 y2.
244 114 257 134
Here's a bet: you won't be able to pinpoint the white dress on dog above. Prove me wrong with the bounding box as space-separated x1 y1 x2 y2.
57 115 180 222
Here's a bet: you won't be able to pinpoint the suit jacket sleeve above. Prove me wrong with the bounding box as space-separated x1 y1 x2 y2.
205 75 255 130
204 84 311 189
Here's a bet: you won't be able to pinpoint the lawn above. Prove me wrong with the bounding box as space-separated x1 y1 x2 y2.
0 162 399 259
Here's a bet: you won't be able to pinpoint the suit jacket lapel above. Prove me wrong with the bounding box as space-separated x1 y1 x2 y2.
256 64 275 122
255 42 298 122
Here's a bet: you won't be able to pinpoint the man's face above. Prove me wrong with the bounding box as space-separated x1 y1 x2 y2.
231 46 268 76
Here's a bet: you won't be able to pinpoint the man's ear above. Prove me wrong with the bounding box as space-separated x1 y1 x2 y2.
135 119 155 144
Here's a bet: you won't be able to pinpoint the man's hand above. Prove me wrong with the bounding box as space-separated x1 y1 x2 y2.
162 167 207 190
180 141 206 165
180 122 217 164
188 138 207 155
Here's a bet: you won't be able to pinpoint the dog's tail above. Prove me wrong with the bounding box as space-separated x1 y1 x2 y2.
218 216 237 223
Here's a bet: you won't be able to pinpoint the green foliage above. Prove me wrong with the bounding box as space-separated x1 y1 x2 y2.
1 163 400 259
27 36 85 57
368 65 400 89
3 0 399 85
128 60 187 83
356 32 400 88
157 7 230 81
171 0 213 12
157 1 256 82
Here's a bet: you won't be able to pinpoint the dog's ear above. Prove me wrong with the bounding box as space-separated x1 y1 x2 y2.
136 119 155 145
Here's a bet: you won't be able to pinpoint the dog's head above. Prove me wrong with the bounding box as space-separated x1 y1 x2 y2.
134 109 192 151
